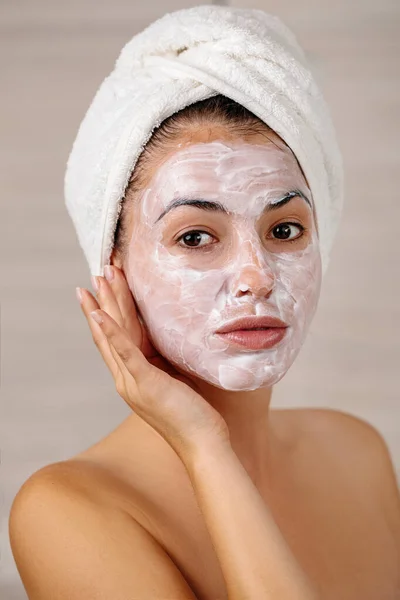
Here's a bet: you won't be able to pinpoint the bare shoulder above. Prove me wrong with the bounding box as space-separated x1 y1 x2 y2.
9 460 197 600
289 407 399 472
290 407 400 531
283 406 396 451
281 405 388 438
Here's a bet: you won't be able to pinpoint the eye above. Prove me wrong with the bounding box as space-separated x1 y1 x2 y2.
269 222 304 242
176 230 216 250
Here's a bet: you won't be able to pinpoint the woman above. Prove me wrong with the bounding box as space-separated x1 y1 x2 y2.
9 6 400 600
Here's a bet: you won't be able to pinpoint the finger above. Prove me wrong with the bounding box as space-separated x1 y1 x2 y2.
90 275 132 369
90 308 154 385
77 287 120 381
103 266 143 348
91 275 124 328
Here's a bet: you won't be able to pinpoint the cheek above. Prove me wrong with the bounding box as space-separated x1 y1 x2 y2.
125 236 219 338
127 257 181 322
125 221 179 301
279 247 322 327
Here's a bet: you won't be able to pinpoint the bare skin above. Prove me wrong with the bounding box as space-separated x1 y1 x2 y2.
110 125 319 491
9 127 400 599
30 406 400 600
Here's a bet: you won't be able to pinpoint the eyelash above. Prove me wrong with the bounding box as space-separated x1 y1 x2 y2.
176 222 307 251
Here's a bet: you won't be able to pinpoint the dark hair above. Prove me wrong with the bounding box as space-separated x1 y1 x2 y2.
113 94 276 262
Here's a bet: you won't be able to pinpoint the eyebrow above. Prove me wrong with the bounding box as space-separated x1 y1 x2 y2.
153 189 312 224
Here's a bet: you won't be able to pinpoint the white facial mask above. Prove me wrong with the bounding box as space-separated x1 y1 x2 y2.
125 140 322 391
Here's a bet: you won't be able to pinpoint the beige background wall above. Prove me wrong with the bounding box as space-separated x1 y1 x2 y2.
1 0 399 597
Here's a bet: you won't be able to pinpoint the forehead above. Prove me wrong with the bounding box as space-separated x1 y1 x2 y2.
139 139 311 220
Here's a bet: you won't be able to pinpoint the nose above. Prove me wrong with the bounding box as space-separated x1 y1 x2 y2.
231 239 275 299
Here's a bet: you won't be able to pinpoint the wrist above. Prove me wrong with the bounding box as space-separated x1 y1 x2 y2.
174 434 232 465
175 432 233 469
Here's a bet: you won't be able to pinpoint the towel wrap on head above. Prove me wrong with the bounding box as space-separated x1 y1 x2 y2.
64 4 344 278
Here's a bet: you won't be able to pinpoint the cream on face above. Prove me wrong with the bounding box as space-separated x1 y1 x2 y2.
125 139 322 391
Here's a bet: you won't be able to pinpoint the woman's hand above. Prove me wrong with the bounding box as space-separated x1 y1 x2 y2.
76 265 230 458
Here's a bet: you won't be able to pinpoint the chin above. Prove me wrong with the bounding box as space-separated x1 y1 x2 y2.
152 326 309 393
172 357 293 393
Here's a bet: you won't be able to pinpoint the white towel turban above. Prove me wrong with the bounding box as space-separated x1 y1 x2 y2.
64 4 344 278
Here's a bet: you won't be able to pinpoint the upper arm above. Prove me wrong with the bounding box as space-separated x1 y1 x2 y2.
9 466 197 600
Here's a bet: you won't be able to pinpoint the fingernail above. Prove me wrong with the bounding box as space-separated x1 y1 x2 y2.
76 287 83 303
90 311 103 324
91 275 99 293
104 265 114 282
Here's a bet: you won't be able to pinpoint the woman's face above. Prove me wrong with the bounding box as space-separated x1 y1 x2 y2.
124 131 322 391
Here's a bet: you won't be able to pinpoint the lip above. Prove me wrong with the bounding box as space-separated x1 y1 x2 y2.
215 315 288 334
215 315 289 350
216 327 288 350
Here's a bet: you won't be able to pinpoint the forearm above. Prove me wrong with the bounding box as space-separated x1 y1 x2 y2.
180 439 319 600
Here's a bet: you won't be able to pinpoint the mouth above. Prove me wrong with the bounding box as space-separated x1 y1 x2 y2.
215 315 288 334
215 316 289 350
